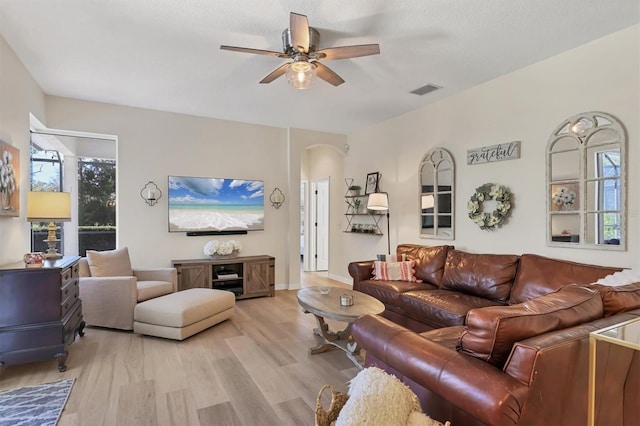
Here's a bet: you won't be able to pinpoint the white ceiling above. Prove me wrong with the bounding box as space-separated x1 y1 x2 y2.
1 1 638 134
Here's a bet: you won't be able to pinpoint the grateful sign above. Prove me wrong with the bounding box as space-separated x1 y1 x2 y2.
467 141 521 165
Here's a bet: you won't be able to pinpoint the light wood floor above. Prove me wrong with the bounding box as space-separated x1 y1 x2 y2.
0 272 357 426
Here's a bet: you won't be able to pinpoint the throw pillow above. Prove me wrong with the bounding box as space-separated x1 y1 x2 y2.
372 260 420 282
459 284 603 368
86 247 133 277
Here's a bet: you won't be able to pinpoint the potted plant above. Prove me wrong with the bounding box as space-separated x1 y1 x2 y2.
353 198 362 213
349 185 362 196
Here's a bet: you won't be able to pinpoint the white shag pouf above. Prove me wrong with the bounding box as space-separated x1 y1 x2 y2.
335 367 450 426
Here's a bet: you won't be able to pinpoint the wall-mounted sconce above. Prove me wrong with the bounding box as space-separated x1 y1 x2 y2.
141 181 162 206
344 143 350 154
269 188 285 209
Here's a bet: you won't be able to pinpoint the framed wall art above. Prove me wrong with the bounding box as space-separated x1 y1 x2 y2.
365 172 380 195
0 140 19 217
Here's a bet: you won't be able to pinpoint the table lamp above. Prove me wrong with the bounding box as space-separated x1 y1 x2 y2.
27 191 72 259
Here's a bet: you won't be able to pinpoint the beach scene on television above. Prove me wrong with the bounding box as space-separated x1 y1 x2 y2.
168 176 264 232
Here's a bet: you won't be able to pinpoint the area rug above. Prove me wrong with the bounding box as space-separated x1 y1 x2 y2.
0 378 75 426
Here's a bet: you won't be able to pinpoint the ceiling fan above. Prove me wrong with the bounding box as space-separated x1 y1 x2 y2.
220 12 380 89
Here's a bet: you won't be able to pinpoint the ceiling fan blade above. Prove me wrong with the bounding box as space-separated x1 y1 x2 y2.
260 63 289 84
290 12 310 53
314 62 345 86
220 45 288 58
315 44 380 61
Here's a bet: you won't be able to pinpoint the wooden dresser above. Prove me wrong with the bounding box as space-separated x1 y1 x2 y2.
0 256 85 372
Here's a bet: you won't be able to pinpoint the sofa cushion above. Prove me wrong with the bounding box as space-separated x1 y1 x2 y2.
86 247 133 277
441 250 519 303
590 282 640 317
397 244 453 286
459 284 604 368
400 289 502 329
137 280 175 302
358 280 436 308
509 254 622 304
372 260 420 282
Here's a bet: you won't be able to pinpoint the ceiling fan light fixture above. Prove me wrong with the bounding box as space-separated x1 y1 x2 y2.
286 61 317 90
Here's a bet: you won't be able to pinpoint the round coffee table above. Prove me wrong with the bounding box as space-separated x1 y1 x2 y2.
297 286 384 367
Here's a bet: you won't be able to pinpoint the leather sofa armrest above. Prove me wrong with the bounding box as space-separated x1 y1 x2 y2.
78 276 137 330
348 260 374 291
353 314 528 426
133 268 178 292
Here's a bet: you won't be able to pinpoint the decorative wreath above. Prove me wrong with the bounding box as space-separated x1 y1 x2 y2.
467 183 512 230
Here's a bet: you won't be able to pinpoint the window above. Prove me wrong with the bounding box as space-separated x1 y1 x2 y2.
29 142 64 252
78 158 116 256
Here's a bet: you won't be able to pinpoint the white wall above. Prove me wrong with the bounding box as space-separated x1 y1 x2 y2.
344 25 639 274
43 98 348 288
0 34 46 265
44 97 293 285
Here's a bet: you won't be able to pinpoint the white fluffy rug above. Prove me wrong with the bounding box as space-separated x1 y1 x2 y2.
336 367 450 426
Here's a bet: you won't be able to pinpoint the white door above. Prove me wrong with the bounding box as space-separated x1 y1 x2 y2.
313 179 329 271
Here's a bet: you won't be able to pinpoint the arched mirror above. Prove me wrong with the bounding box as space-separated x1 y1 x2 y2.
420 148 454 239
546 112 626 250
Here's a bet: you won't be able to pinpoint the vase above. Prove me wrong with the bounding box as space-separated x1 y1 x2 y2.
1 190 10 210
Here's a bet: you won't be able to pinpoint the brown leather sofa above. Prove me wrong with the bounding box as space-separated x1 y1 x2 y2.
349 244 640 425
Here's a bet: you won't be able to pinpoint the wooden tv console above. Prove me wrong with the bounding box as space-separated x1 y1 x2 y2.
171 255 275 299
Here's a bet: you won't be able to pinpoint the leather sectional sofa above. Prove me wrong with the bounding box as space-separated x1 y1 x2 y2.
349 244 640 425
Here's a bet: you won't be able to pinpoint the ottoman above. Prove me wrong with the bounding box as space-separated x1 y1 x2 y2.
133 288 235 340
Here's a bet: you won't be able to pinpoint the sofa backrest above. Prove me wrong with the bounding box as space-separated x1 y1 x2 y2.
510 254 622 304
441 250 519 303
396 244 453 286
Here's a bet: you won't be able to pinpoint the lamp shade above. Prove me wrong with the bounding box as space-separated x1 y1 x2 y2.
27 191 72 222
286 61 317 90
367 192 389 211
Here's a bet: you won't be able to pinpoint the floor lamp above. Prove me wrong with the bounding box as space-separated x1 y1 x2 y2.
367 192 390 255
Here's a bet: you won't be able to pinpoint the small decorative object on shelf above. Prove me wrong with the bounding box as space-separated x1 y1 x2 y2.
467 183 512 230
204 239 242 259
348 185 361 196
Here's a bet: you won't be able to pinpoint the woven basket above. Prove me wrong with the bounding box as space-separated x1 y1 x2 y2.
315 384 349 426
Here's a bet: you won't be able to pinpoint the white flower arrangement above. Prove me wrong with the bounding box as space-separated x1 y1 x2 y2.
203 239 242 256
552 187 576 209
0 150 16 197
467 183 512 231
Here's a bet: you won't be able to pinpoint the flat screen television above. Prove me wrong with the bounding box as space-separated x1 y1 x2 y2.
168 176 264 233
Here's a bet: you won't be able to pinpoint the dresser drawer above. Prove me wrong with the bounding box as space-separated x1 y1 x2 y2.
61 266 74 286
61 279 80 319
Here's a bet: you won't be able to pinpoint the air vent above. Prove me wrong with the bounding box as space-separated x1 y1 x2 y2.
410 84 441 96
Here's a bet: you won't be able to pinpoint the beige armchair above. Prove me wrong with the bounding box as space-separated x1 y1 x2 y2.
78 247 177 330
